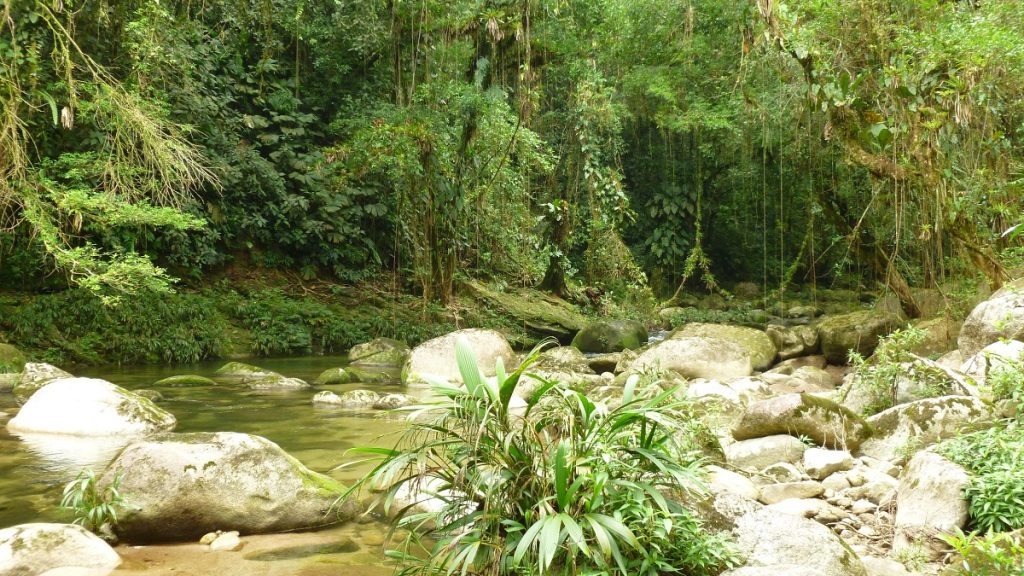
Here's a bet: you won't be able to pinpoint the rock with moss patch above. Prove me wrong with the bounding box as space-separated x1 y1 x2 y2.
630 336 752 380
858 396 992 462
7 377 176 436
571 320 648 353
403 329 514 386
672 323 777 370
214 361 272 380
154 374 218 387
374 393 416 410
766 325 820 361
133 389 164 402
464 280 587 344
313 368 352 386
732 393 872 450
0 523 121 576
725 435 808 472
349 338 410 367
894 451 970 560
0 343 27 374
312 389 380 408
99 431 350 541
958 278 1024 358
346 365 398 384
12 362 73 403
214 362 310 390
958 339 1024 385
817 310 900 365
728 507 867 576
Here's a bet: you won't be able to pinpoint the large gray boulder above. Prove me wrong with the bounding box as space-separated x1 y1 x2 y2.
12 362 73 403
958 278 1024 358
728 507 867 576
817 310 900 364
7 378 176 436
99 432 349 541
672 323 777 370
732 393 872 451
403 329 514 386
858 396 992 462
349 338 410 367
630 336 752 380
0 523 121 576
894 452 970 559
572 320 647 353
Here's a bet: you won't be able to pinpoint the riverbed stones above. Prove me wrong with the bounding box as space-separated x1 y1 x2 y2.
348 338 410 367
154 374 218 387
630 336 752 380
759 481 824 504
732 393 872 451
706 465 760 500
818 310 900 364
373 393 416 410
313 368 351 386
0 523 121 576
725 434 808 472
894 452 970 559
858 396 992 462
571 319 647 353
672 323 777 370
100 431 348 541
958 278 1024 358
403 329 514 386
11 362 73 403
729 507 867 576
7 377 176 436
803 448 855 480
312 389 380 408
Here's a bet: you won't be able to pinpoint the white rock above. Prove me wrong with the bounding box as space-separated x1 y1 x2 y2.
404 329 514 386
803 448 855 480
209 531 242 551
725 435 808 472
729 508 867 576
706 465 760 500
894 451 970 559
759 481 824 505
0 523 120 575
630 336 753 380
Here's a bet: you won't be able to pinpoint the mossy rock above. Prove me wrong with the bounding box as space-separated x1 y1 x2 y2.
214 361 268 377
348 338 410 367
313 368 352 385
154 374 218 387
672 323 777 370
732 393 872 451
12 363 73 404
0 343 27 374
464 280 588 344
817 310 901 364
346 365 398 384
572 320 647 353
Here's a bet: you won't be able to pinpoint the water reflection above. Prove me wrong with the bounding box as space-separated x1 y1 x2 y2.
11 432 130 479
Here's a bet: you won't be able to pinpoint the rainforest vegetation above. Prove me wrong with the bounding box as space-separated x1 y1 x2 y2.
1 0 1023 355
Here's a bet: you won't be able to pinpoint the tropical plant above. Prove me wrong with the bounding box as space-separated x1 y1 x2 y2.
937 423 1024 534
942 528 1024 576
346 340 737 576
60 470 124 533
843 326 939 415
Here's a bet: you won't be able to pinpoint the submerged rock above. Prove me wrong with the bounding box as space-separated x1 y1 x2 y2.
12 362 73 403
572 319 648 353
0 523 121 576
154 374 218 387
100 431 350 541
403 329 514 386
672 323 777 371
817 310 900 365
348 338 410 367
7 377 176 436
630 336 752 380
732 393 872 451
958 278 1024 358
312 368 351 386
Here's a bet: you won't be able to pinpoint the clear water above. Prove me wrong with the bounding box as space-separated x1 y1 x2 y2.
0 356 411 574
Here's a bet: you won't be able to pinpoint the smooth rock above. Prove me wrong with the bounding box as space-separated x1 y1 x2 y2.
312 389 379 408
572 319 647 353
759 481 824 504
818 310 900 365
348 338 410 367
7 378 176 436
403 329 514 386
672 323 777 371
630 336 752 380
894 451 970 559
209 531 242 552
725 435 808 472
958 278 1024 358
154 375 217 387
861 556 915 576
729 507 867 576
12 362 73 403
0 523 121 576
313 368 351 385
803 448 855 480
706 465 760 500
373 393 416 410
733 393 872 450
99 432 349 541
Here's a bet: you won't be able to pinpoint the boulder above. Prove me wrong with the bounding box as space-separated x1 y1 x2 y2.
858 396 992 462
894 452 970 559
313 368 352 386
766 324 820 361
572 319 647 353
520 346 604 394
817 310 900 364
706 465 760 500
214 362 310 390
909 317 961 356
672 323 776 370
0 343 27 373
630 337 752 380
348 338 410 367
758 481 824 504
403 329 514 386
732 393 872 451
99 432 349 541
345 365 397 384
958 278 1024 358
7 378 176 436
154 374 218 387
803 448 855 480
312 390 380 408
762 462 803 483
840 358 972 415
725 435 808 472
463 280 587 344
0 523 121 576
373 393 416 410
729 507 867 576
12 362 73 403
958 340 1024 385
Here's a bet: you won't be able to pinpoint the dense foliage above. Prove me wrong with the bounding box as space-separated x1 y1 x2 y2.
1 0 1022 310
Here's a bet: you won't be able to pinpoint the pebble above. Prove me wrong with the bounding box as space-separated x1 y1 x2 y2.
210 531 242 551
199 531 221 545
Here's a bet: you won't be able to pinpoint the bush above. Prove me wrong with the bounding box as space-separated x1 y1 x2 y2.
348 340 737 576
937 423 1024 533
61 470 123 534
942 528 1024 576
844 326 949 415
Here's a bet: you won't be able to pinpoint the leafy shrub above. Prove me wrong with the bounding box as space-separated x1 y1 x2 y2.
844 326 949 415
938 423 1024 533
942 528 1024 576
349 340 737 576
986 355 1024 416
61 470 123 533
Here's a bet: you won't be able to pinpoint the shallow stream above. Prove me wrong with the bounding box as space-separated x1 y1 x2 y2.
0 356 409 575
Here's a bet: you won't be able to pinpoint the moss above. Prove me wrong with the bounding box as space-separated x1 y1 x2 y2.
313 368 351 385
154 374 217 387
464 279 588 344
